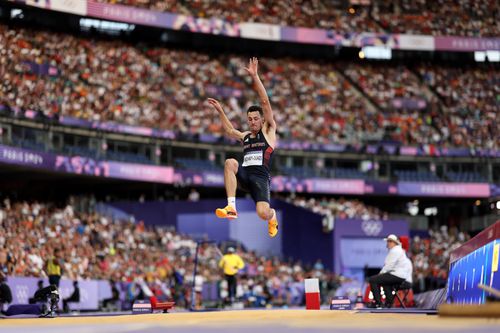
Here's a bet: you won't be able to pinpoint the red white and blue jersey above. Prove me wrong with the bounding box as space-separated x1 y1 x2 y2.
241 130 274 177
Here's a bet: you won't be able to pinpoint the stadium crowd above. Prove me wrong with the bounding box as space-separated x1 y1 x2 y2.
410 226 470 293
1 24 498 150
343 63 427 110
0 24 369 146
374 0 498 37
95 0 498 37
0 198 339 308
416 64 499 149
343 62 499 149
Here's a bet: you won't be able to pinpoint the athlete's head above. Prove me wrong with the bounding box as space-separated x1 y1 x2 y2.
247 105 264 133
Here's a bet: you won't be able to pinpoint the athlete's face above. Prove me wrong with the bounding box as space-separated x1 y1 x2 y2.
247 111 263 133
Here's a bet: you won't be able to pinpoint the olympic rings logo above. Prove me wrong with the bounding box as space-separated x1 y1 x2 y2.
361 220 383 236
15 285 29 302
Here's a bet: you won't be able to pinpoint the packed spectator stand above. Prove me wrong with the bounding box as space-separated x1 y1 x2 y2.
0 198 340 308
1 25 498 151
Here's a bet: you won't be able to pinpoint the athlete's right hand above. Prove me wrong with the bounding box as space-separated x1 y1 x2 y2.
207 98 223 113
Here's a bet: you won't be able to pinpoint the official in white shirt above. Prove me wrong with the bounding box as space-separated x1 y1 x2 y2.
368 234 413 308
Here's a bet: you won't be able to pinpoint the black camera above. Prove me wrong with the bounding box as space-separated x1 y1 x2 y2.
33 285 60 317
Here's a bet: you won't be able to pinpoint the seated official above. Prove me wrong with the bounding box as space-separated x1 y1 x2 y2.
62 281 80 313
29 280 45 304
102 280 120 310
368 234 413 308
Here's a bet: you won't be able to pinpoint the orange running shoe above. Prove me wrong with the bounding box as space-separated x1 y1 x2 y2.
268 210 278 238
215 205 238 219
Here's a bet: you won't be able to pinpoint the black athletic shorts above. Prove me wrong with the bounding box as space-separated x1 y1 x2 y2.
236 165 271 203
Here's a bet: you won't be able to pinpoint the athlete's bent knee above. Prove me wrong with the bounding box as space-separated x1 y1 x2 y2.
256 207 271 220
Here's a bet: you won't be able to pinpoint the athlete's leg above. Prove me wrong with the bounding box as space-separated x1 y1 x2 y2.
215 159 240 219
256 201 278 238
224 158 239 198
250 175 278 237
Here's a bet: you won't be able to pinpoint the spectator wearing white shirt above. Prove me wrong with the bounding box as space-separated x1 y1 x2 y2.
367 234 413 308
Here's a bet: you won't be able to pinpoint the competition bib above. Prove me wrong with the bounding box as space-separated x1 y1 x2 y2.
242 151 263 167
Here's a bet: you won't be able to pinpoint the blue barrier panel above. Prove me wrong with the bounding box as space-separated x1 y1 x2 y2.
447 221 500 304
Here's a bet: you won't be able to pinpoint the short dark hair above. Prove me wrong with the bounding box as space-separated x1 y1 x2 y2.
247 105 263 116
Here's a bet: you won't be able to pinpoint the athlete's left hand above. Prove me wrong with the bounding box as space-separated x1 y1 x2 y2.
244 57 258 77
207 98 223 113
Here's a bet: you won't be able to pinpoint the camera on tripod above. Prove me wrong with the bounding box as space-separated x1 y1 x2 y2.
33 285 60 316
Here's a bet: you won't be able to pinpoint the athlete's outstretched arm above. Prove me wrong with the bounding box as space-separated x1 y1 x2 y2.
244 57 276 129
207 98 247 141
